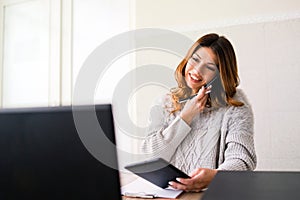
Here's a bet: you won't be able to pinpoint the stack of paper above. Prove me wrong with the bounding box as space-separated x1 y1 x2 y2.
121 177 183 198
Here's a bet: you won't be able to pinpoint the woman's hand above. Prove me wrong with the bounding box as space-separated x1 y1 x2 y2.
168 168 217 192
180 86 211 125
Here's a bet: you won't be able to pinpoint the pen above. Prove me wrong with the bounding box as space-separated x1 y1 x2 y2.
178 76 218 104
124 192 156 199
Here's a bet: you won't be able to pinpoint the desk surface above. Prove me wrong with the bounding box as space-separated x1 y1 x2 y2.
121 171 300 200
120 173 203 200
201 171 300 200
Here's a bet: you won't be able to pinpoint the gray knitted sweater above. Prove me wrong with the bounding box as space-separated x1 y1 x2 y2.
141 89 257 174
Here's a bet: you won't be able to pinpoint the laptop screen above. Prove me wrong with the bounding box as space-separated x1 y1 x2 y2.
0 104 121 200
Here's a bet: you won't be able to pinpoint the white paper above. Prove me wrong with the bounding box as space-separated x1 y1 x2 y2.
121 177 183 198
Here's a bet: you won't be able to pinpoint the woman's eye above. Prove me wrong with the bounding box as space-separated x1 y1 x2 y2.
206 66 216 71
192 57 199 62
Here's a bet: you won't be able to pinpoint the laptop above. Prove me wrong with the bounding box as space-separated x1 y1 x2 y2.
0 104 121 200
202 171 300 200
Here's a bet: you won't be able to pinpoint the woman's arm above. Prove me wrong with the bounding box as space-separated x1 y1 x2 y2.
141 102 191 161
141 87 210 160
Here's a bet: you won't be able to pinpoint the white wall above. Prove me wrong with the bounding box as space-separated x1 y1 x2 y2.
185 19 300 171
135 0 300 29
133 1 300 171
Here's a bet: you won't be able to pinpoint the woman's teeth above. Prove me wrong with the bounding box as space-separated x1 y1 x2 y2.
190 74 200 81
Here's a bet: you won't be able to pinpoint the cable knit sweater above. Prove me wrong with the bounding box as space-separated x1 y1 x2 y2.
141 89 257 174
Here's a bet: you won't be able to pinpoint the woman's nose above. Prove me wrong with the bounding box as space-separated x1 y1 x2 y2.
193 63 206 74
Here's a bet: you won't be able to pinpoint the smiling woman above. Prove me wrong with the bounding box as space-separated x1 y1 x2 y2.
141 33 256 192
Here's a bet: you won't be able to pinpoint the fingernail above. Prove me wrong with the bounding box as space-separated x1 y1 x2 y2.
205 90 211 94
168 181 173 185
176 178 181 182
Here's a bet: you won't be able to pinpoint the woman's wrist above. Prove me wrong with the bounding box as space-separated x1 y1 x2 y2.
180 112 193 125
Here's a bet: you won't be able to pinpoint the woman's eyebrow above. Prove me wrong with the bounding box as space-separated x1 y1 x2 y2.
194 53 201 58
195 53 217 67
207 62 217 67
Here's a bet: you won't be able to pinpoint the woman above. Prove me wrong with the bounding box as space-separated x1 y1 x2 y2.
141 33 257 192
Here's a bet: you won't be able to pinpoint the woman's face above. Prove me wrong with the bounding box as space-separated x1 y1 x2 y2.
184 47 218 94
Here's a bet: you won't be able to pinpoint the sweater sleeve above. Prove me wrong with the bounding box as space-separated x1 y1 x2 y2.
141 96 191 161
218 103 257 171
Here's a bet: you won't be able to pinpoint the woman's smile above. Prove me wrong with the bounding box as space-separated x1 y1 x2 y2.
187 71 204 86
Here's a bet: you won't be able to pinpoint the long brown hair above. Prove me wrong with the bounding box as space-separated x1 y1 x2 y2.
171 33 243 112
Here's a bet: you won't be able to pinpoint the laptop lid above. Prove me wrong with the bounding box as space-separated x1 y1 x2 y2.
0 104 121 200
202 171 300 200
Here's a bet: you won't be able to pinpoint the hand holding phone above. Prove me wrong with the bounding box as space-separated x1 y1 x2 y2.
178 76 217 103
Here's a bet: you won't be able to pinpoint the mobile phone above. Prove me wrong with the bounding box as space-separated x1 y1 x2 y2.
178 76 217 103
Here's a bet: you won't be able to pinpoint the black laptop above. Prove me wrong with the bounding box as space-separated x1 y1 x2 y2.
202 171 300 200
0 104 121 200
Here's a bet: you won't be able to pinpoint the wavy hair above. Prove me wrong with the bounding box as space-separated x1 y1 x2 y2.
171 33 243 112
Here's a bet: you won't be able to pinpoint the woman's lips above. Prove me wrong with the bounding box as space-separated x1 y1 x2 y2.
189 72 202 83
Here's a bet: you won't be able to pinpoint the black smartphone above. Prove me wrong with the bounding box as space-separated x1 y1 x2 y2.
178 75 218 103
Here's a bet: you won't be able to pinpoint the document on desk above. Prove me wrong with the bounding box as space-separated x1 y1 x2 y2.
121 177 183 198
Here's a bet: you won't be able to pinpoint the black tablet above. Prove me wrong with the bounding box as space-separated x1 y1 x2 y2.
125 158 190 189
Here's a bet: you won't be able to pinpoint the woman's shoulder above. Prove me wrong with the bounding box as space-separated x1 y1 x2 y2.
225 88 253 118
233 88 251 107
223 89 254 133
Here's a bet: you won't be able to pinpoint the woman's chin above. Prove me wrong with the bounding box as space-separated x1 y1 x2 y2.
188 83 204 92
